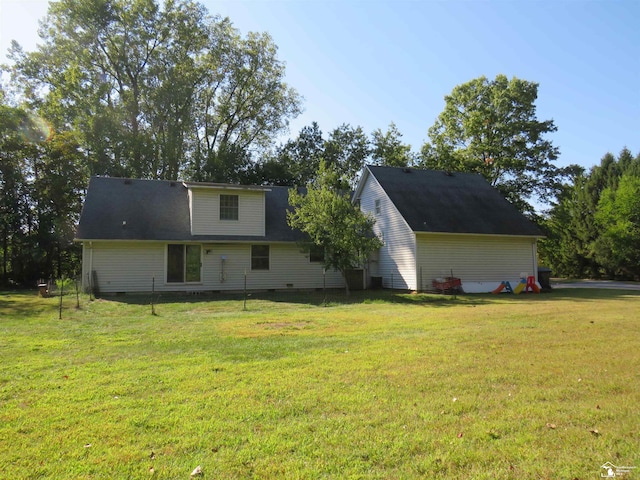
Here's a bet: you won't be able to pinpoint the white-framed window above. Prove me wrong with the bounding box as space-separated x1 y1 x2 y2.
375 199 381 215
251 245 270 270
220 194 239 220
167 244 201 283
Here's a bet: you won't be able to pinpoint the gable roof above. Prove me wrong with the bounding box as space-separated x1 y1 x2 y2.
358 166 544 237
75 177 305 242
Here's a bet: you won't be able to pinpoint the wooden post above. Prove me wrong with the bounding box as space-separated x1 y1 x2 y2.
323 268 327 306
75 276 80 309
451 269 457 300
243 269 247 311
151 277 156 315
58 278 63 320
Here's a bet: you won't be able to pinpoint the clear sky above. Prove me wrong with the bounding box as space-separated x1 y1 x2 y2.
1 0 638 171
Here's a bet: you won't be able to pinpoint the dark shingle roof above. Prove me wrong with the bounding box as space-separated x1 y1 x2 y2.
75 177 304 242
365 166 544 237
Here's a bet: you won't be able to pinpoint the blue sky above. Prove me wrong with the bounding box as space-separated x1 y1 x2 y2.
2 0 638 172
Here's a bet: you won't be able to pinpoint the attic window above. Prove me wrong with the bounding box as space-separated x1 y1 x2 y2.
374 199 381 215
220 194 239 220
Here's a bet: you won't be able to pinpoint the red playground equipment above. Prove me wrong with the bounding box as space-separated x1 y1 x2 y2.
524 275 540 293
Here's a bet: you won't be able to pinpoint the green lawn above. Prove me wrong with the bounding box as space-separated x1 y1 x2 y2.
1 289 638 479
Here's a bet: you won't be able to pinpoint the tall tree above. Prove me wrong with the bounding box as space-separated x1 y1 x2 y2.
0 101 32 284
1 89 88 285
190 28 301 182
256 122 370 188
8 0 301 180
539 148 640 278
593 159 640 279
324 124 370 189
371 122 414 167
30 131 88 279
287 162 382 294
537 169 588 277
419 74 569 213
255 122 325 186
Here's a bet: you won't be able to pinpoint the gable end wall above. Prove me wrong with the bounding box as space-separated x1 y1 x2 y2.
359 173 416 290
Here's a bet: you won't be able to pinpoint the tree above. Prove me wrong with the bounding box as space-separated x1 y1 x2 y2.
190 28 302 182
323 124 370 189
192 142 255 185
0 90 87 285
255 122 325 186
371 122 414 167
0 101 32 285
8 0 301 180
419 74 569 213
256 122 370 189
287 162 382 294
594 172 640 279
30 131 88 279
538 148 640 279
537 169 588 277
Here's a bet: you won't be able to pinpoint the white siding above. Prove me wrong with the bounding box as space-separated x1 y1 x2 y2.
189 188 265 236
200 243 343 291
81 241 343 293
83 242 166 293
359 173 416 290
416 234 538 293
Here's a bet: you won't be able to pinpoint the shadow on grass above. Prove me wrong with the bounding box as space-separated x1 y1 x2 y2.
0 290 60 318
537 288 640 301
4 287 637 319
89 289 493 308
95 287 640 309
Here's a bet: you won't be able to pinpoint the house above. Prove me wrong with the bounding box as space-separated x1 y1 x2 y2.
353 166 545 293
76 167 544 295
75 177 344 294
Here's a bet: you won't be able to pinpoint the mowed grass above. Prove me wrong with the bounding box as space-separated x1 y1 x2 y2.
0 289 638 479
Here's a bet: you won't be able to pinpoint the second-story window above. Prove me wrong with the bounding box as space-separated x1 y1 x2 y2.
375 199 381 215
220 194 239 220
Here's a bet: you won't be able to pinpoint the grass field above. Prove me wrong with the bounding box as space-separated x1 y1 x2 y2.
1 289 638 479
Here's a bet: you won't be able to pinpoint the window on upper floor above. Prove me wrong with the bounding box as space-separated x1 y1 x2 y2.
220 194 239 220
375 199 381 215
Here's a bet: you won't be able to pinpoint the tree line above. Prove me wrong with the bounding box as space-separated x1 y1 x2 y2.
0 0 636 286
538 148 640 280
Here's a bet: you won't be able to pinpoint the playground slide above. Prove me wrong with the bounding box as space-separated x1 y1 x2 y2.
493 277 541 294
528 283 540 293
